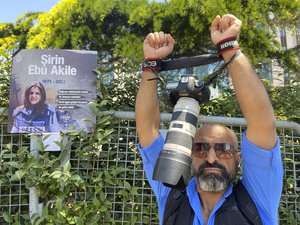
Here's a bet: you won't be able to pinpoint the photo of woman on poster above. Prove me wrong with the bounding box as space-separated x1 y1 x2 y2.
11 82 59 133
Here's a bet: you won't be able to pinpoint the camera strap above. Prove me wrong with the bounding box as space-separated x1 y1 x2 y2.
205 50 242 86
160 54 222 71
143 51 241 87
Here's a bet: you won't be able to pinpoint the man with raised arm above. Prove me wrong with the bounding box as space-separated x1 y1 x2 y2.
135 14 283 225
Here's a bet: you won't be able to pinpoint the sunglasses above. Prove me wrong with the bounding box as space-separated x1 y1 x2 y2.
192 142 236 159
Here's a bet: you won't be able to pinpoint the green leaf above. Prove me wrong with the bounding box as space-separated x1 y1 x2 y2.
111 167 129 177
58 210 67 218
117 190 128 197
5 161 20 168
99 204 109 212
34 217 45 225
2 212 13 223
93 197 100 208
130 187 139 195
6 143 14 151
16 170 25 178
63 161 71 173
59 147 70 162
10 170 26 181
124 181 132 190
42 134 52 141
49 170 62 179
70 174 81 181
42 206 49 217
75 217 85 225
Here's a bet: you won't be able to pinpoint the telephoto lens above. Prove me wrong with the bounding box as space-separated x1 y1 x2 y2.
153 97 199 190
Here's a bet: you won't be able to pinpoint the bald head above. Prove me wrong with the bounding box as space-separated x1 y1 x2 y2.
195 124 239 150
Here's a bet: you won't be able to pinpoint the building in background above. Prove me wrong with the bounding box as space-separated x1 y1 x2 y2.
258 26 300 86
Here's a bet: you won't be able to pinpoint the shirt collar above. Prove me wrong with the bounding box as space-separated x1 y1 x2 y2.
186 177 234 223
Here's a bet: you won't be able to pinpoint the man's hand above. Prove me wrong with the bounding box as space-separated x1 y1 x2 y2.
210 14 242 45
143 31 175 59
210 15 277 150
136 31 175 148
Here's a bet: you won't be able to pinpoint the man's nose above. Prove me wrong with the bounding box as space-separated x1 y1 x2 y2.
206 147 218 164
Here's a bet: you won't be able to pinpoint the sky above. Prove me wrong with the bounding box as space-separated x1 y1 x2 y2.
0 0 61 23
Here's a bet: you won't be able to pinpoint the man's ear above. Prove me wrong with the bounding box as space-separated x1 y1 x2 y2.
236 152 242 165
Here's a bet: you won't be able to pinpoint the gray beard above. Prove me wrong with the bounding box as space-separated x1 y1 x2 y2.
194 162 236 193
197 173 229 192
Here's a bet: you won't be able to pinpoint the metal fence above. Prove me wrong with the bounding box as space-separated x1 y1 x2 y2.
0 110 300 224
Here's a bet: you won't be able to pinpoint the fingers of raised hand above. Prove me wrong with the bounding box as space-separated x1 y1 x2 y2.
219 14 242 34
165 34 175 48
144 32 175 59
219 14 230 32
146 31 169 48
211 15 221 32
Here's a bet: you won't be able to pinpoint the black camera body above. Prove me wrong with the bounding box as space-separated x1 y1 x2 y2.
164 75 211 107
153 74 212 190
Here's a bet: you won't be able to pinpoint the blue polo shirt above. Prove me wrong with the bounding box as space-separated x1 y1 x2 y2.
138 132 283 225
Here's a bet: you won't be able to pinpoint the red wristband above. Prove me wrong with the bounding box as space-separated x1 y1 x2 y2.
216 36 240 56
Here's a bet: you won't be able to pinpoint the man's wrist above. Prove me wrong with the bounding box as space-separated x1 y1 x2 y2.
142 70 159 79
222 49 240 62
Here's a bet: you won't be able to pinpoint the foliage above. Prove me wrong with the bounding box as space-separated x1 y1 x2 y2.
0 51 11 108
270 75 300 123
279 198 300 225
201 71 300 122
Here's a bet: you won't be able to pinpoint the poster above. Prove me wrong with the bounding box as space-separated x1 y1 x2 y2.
8 49 97 134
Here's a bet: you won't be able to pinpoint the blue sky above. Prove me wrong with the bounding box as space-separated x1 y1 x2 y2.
0 0 61 23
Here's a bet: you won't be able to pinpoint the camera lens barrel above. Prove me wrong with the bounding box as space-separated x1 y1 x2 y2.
153 97 199 190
